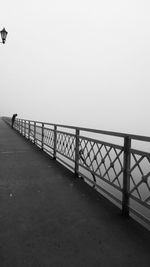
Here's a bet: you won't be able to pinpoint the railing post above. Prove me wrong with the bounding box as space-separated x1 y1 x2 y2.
34 122 36 144
41 123 44 150
75 128 80 177
21 120 23 135
22 120 24 136
22 120 24 135
25 120 27 138
19 119 21 133
18 119 20 131
24 120 26 137
28 121 30 140
18 119 19 132
53 125 57 159
122 136 131 217
22 120 24 134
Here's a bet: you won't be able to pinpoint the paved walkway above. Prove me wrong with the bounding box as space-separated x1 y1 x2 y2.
0 118 150 267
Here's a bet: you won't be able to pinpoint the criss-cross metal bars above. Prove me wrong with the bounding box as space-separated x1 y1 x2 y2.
3 117 150 227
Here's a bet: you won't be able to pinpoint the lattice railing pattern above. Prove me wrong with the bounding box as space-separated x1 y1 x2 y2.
29 124 35 139
35 126 42 141
25 123 29 138
44 128 54 148
130 150 150 208
79 137 124 191
56 132 75 160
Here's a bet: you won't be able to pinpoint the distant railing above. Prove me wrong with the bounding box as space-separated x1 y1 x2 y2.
3 117 150 228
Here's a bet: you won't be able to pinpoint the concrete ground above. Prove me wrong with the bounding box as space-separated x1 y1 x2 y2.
0 118 150 267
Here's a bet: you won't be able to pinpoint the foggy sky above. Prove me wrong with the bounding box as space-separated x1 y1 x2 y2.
0 0 150 135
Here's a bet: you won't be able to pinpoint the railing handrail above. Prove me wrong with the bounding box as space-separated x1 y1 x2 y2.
17 118 150 142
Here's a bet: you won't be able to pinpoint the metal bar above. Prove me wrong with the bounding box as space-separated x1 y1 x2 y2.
20 119 22 133
43 143 54 150
122 136 131 217
56 150 75 163
22 120 24 135
19 119 21 133
13 118 150 142
129 207 150 227
28 121 30 140
79 151 96 184
79 135 123 150
44 127 54 132
78 171 122 205
131 148 150 157
78 163 122 192
56 129 75 137
25 120 27 137
21 120 23 134
41 123 44 150
56 156 75 171
23 121 25 136
53 125 57 159
24 120 26 137
129 194 150 209
43 147 53 157
34 122 36 144
75 128 80 177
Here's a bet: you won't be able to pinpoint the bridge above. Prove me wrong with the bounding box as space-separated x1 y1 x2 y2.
0 117 150 266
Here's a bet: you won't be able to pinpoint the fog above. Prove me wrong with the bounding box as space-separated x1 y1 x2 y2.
0 1 150 135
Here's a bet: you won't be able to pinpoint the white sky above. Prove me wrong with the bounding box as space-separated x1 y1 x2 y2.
0 0 150 135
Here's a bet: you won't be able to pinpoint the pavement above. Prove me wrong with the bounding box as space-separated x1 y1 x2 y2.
0 117 150 267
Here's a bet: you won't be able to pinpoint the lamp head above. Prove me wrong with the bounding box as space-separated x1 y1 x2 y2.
0 28 8 44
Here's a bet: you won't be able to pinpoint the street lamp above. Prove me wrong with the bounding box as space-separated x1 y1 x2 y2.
0 28 8 44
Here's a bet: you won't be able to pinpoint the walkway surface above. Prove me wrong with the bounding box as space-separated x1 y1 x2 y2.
0 118 150 267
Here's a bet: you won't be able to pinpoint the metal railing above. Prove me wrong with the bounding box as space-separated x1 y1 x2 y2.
3 117 150 228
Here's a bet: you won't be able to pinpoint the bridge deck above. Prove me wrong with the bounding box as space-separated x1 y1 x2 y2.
0 118 150 267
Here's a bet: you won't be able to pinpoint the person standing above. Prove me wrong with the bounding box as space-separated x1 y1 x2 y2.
11 114 18 128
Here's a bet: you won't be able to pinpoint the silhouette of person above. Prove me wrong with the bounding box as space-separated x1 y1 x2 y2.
11 114 18 128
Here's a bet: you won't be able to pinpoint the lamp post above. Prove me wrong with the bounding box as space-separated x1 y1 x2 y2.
0 28 8 44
